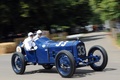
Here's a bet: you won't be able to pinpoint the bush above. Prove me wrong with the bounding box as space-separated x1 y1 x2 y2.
117 33 120 45
50 32 68 41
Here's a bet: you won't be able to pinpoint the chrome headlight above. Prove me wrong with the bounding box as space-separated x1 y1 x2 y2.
16 46 22 53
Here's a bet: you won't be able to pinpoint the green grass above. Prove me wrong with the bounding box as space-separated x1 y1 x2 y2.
116 33 120 46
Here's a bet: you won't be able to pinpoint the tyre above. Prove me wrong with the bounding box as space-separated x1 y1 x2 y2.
42 64 53 69
55 50 75 78
88 45 108 71
11 52 26 74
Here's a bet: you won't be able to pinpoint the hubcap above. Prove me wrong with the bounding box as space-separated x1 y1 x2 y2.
58 54 71 75
93 50 103 66
14 55 22 71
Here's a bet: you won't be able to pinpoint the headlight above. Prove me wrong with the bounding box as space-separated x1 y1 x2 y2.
77 45 86 56
16 46 22 53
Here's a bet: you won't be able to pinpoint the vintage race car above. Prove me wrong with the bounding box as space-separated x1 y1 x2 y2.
11 36 108 78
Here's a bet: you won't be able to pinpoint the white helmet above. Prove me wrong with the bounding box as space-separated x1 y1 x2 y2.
37 30 42 34
28 32 34 37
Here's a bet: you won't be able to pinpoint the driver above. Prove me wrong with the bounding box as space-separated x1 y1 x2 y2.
22 32 37 51
33 30 42 41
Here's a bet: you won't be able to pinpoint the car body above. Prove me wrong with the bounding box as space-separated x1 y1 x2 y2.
11 36 108 78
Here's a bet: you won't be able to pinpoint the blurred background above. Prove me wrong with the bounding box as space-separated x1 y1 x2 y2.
0 0 120 53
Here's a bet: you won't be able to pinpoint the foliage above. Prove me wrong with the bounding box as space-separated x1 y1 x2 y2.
0 0 92 38
89 0 120 21
117 33 120 46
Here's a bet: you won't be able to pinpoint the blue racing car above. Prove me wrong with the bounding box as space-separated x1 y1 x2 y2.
11 36 108 78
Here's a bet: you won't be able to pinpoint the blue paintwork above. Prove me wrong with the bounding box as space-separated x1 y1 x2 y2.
12 36 107 77
19 36 99 67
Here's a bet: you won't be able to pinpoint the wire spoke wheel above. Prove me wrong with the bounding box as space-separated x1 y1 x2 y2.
11 52 26 74
55 50 75 78
93 50 103 66
88 45 108 71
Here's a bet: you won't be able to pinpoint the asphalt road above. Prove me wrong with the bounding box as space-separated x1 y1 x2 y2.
0 32 120 80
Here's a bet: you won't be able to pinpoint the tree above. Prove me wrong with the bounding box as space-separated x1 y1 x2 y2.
0 0 93 38
89 0 120 21
0 0 21 36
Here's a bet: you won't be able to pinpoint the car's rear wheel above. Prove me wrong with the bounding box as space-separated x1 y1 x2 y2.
11 52 26 74
88 45 108 71
55 50 75 78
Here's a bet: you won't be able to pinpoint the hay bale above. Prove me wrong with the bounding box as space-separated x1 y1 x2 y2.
14 37 25 45
0 42 17 54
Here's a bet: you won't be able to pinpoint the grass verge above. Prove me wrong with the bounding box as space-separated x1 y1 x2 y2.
116 33 120 46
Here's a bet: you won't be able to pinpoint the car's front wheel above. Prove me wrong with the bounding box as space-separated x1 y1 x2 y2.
55 50 75 78
88 45 108 71
11 52 26 74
